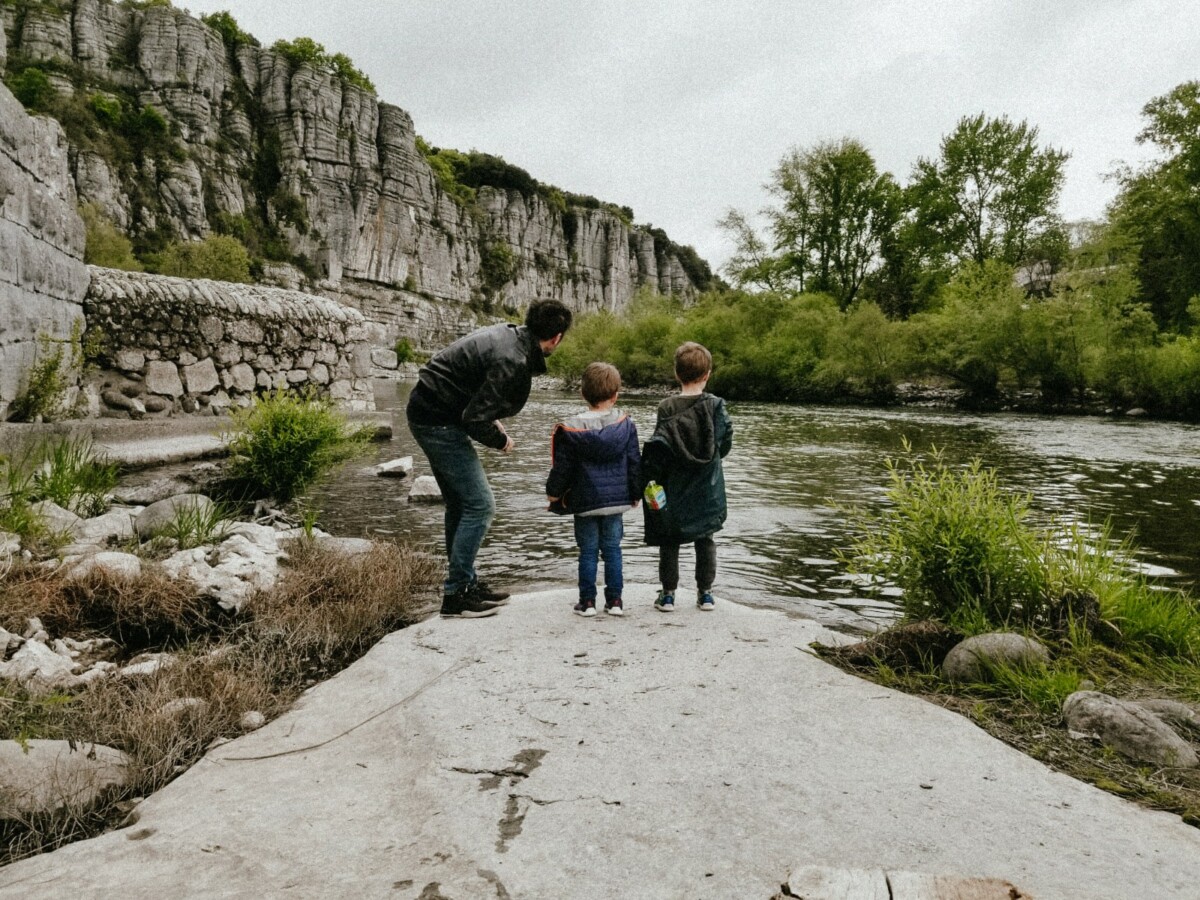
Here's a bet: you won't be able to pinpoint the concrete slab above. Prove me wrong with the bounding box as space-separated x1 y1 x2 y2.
2 588 1198 899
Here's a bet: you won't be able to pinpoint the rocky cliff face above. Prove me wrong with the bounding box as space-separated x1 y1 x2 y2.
2 0 711 346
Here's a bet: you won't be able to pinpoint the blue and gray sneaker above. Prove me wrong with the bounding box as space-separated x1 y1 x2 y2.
654 590 675 612
697 592 715 611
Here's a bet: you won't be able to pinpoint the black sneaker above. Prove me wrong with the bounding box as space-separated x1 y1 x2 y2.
473 580 511 605
440 587 501 618
573 599 597 617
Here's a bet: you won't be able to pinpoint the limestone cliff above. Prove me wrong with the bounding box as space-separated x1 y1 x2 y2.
1 0 713 345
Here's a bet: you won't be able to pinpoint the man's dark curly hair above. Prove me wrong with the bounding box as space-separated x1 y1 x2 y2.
525 299 573 340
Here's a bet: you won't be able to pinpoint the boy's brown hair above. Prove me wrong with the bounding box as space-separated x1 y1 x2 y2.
674 342 712 384
581 361 621 406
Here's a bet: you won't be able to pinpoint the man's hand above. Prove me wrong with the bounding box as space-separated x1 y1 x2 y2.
502 435 515 453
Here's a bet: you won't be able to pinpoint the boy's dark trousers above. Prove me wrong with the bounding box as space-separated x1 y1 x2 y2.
659 536 716 593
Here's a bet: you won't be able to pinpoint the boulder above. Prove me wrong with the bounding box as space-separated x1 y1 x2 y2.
145 360 184 397
0 627 24 658
1063 691 1198 768
942 633 1050 683
114 349 145 372
1135 699 1200 734
370 348 399 369
112 477 193 506
0 640 82 694
30 500 84 538
0 530 18 559
0 740 132 820
373 456 413 478
66 551 143 582
408 475 444 504
119 652 177 678
135 493 214 537
77 507 140 544
182 358 219 394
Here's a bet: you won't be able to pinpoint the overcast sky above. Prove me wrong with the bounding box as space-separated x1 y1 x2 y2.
185 0 1200 272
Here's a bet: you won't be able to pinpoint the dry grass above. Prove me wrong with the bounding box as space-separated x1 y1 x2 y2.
0 564 219 653
0 538 440 865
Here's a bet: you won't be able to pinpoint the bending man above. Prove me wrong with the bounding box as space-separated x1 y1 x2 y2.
406 299 573 618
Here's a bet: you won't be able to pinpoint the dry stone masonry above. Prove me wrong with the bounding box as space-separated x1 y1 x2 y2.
85 268 375 417
0 76 88 419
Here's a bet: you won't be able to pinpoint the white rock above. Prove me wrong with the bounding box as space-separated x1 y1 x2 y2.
1063 691 1198 768
373 456 413 478
0 740 132 820
78 507 140 544
370 348 399 369
316 536 375 556
112 478 192 506
30 500 84 538
67 551 143 582
0 641 83 694
119 653 177 678
76 661 118 685
0 530 19 557
408 475 444 504
158 697 210 718
145 360 184 397
942 633 1050 683
240 711 266 731
115 349 145 372
24 618 47 640
0 628 23 658
135 494 214 537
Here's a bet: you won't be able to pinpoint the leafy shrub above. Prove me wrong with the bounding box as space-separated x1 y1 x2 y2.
224 391 371 502
201 10 260 48
155 234 251 283
80 203 142 271
271 37 376 93
393 338 416 363
87 93 122 128
8 333 76 423
479 241 517 293
846 446 1050 629
8 66 54 112
151 501 232 550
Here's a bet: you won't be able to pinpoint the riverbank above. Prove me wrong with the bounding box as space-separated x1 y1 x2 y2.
4 587 1199 899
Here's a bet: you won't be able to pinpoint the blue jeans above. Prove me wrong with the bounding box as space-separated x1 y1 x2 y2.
409 423 496 595
574 514 624 602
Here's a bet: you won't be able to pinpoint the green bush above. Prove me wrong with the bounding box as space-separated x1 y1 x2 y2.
8 333 76 423
87 93 122 128
480 241 517 293
224 391 371 503
8 66 54 112
846 447 1050 629
80 203 142 271
156 234 251 283
271 38 376 93
393 338 416 364
201 10 260 48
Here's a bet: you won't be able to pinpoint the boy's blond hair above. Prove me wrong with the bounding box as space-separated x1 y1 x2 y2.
581 361 621 406
674 342 712 385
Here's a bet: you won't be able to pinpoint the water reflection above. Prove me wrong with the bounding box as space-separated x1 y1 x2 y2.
310 381 1200 632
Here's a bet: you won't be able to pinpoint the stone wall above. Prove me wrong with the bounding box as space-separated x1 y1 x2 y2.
84 268 375 418
0 76 88 419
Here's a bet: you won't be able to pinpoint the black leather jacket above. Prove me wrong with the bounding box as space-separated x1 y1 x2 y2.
406 324 546 449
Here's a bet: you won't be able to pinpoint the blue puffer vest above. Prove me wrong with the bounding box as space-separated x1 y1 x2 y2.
546 408 641 515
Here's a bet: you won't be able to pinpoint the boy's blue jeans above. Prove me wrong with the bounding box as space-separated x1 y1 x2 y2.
409 423 495 595
574 513 624 602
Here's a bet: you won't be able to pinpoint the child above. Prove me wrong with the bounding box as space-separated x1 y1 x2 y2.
641 342 733 612
546 362 641 617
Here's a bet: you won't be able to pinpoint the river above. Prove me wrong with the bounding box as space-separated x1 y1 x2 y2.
311 381 1200 632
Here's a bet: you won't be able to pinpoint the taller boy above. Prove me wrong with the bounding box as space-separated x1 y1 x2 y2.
407 300 573 618
641 342 733 612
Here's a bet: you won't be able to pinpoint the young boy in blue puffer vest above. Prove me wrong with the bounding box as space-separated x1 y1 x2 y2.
546 362 641 617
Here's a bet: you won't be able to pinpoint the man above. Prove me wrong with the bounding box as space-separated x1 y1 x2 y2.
406 299 573 618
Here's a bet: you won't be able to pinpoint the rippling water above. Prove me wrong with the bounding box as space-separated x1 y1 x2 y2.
311 381 1200 631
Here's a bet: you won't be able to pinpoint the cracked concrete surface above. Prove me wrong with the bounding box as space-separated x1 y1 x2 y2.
2 587 1200 898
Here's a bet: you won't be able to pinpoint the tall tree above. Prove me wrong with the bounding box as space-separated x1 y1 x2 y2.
1110 81 1200 329
909 113 1069 270
720 139 897 307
